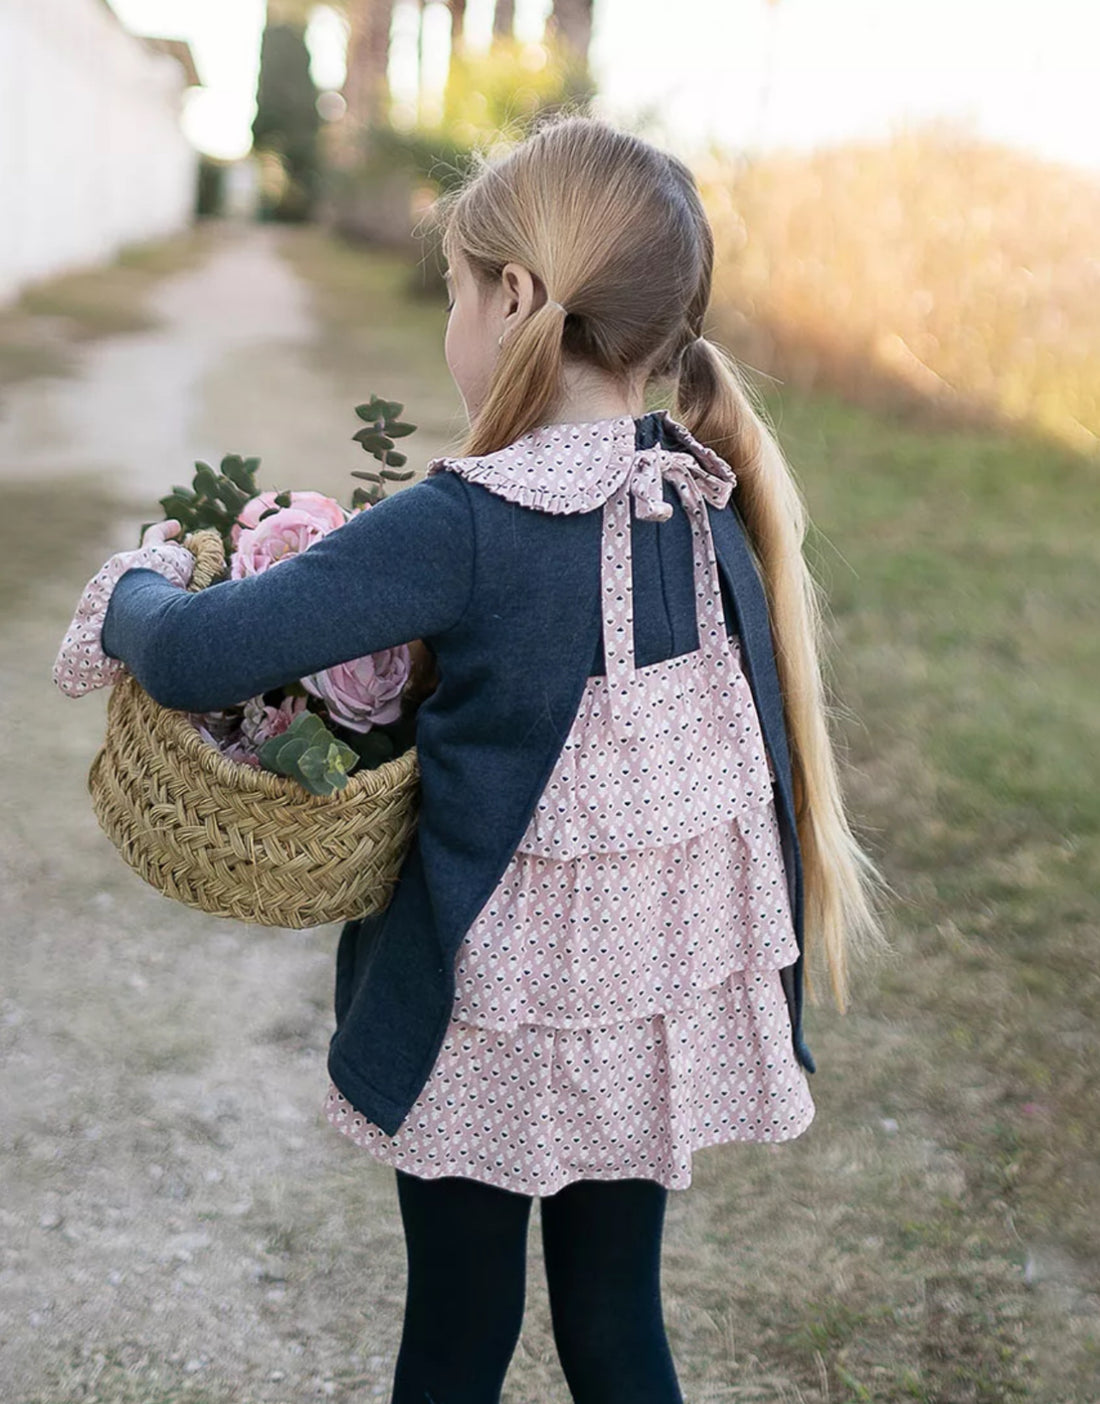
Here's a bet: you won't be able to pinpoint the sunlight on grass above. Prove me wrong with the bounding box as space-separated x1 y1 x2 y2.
701 125 1100 458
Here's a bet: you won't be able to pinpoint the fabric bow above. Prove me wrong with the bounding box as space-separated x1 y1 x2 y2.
625 446 735 523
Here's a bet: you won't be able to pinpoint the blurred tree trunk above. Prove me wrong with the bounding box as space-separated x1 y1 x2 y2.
253 20 321 220
448 0 467 55
342 0 395 145
545 0 594 105
547 0 593 65
493 0 515 39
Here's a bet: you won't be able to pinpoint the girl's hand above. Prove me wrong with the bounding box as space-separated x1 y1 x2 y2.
51 524 196 698
140 519 184 547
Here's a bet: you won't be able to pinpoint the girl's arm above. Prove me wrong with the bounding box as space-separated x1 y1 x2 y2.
101 472 474 712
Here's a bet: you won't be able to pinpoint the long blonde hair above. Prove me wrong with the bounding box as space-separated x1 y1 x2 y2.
435 113 892 1012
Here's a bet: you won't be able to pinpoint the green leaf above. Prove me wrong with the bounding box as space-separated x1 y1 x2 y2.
355 395 386 422
273 490 292 508
383 450 407 467
380 400 404 420
221 456 261 494
352 428 394 454
257 714 359 794
292 767 335 796
258 711 324 769
213 478 248 514
299 739 356 783
265 735 310 773
386 421 417 438
159 492 194 515
285 711 328 742
193 463 221 500
349 468 381 483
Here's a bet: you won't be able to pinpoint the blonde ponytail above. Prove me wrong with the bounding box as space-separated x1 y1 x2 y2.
678 335 894 1011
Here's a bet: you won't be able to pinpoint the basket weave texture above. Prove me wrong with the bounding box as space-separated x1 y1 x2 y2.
87 528 421 928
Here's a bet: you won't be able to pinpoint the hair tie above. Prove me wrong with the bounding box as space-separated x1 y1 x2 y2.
498 299 568 347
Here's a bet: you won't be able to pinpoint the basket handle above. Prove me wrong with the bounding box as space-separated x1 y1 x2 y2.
181 528 228 592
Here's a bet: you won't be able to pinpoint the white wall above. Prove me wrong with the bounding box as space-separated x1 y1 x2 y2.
0 0 198 304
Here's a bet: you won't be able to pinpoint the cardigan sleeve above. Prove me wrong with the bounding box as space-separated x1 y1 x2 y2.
101 471 475 713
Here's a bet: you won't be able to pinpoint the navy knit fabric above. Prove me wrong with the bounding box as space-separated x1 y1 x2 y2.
102 411 814 1135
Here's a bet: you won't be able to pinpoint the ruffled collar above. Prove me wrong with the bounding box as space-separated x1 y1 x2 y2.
425 409 736 516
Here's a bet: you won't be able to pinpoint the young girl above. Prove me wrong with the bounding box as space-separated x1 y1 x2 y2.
55 115 887 1403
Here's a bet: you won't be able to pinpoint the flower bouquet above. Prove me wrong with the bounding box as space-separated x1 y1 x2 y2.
85 396 435 929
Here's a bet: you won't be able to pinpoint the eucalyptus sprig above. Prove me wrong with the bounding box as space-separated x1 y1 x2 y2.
256 711 359 797
349 395 418 508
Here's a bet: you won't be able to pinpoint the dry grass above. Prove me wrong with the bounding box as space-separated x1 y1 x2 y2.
699 121 1100 458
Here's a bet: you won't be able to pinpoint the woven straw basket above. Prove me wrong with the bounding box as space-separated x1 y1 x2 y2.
87 528 421 929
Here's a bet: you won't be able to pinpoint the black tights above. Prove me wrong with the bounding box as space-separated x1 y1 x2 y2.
391 1168 684 1404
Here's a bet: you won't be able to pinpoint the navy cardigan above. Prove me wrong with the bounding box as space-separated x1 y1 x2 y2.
102 410 815 1136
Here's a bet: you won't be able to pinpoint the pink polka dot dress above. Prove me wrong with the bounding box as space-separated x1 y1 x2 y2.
324 424 815 1194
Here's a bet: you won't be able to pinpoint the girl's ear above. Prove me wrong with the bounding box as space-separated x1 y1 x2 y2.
500 262 540 321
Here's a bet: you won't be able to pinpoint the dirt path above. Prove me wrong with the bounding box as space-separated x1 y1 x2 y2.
1 226 424 1402
1 225 1094 1403
0 226 377 514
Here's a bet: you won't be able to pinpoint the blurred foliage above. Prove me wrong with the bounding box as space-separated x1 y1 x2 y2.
439 34 590 146
253 22 321 222
324 32 588 280
699 122 1100 454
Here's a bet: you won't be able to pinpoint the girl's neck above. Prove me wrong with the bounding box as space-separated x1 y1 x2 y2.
544 360 648 425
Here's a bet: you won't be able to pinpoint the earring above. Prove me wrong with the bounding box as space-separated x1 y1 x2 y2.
497 333 505 347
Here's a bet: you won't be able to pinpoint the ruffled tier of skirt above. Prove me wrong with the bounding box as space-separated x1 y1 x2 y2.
323 962 815 1196
451 803 800 1030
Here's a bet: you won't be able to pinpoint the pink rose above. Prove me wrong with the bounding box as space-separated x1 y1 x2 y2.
231 506 331 579
301 646 412 733
240 693 309 752
231 491 348 547
220 739 263 769
188 712 261 768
